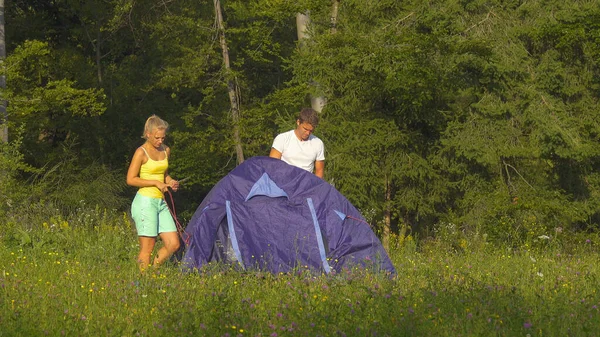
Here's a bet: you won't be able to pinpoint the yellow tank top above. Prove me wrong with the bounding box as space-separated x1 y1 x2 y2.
138 147 168 198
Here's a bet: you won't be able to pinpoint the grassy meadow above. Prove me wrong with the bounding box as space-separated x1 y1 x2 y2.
2 210 600 337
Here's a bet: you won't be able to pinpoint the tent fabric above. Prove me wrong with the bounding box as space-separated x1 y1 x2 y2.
182 156 396 275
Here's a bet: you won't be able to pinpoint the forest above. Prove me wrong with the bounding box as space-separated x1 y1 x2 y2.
2 0 600 248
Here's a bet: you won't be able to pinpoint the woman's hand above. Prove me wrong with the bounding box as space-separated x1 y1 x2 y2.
167 179 179 192
156 181 170 193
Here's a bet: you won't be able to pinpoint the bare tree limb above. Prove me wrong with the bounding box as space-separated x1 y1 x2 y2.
464 11 497 34
505 161 535 190
214 0 244 164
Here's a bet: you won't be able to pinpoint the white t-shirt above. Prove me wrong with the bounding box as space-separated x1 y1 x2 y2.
272 130 325 173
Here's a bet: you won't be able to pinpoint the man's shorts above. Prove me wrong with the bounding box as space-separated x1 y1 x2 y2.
131 193 177 237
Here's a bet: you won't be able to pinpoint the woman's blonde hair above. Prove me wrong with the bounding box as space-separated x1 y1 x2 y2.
142 115 169 139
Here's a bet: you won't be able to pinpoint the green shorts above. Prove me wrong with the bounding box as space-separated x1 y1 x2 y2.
131 193 177 237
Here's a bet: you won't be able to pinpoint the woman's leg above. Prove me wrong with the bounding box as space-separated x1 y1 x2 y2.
132 193 160 271
153 231 180 266
153 198 180 267
137 236 157 271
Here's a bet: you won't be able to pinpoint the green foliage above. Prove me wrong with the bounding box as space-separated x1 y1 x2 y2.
0 133 127 230
0 131 40 220
438 1 600 240
32 141 128 211
4 40 106 167
4 0 600 247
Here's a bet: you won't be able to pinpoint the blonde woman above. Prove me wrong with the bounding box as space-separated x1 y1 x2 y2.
127 115 180 271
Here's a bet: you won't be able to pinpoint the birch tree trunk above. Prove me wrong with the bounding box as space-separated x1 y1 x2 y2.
295 12 310 45
296 11 327 113
330 0 340 34
214 0 244 164
0 0 7 143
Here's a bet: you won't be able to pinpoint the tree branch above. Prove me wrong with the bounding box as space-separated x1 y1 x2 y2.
505 161 534 189
464 11 497 34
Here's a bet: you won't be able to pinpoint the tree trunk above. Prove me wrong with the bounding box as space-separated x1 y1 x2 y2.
0 0 7 143
214 0 244 164
295 12 310 43
96 30 103 84
80 13 104 86
330 0 340 34
295 11 327 113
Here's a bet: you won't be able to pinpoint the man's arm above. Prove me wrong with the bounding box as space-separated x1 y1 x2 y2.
269 148 282 159
314 160 324 179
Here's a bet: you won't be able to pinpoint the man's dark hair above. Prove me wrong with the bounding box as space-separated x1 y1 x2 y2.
297 108 319 127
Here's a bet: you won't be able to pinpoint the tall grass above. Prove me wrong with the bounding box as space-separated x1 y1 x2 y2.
1 208 600 337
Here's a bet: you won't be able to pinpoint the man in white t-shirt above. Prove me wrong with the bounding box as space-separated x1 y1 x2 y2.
269 108 325 178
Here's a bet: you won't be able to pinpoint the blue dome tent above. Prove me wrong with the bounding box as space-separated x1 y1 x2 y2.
182 156 396 275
